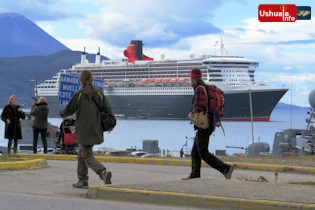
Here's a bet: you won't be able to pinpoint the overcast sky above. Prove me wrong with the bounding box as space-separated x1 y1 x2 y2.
1 0 314 106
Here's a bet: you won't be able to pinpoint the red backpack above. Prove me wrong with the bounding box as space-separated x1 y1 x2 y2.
207 85 225 116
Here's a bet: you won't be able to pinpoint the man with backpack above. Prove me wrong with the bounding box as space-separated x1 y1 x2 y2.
182 68 234 180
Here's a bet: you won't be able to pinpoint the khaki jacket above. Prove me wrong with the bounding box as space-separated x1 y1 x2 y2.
60 84 116 145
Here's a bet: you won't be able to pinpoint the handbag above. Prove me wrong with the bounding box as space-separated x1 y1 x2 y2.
190 85 209 129
92 97 115 132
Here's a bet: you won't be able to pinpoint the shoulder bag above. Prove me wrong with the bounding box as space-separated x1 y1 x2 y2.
92 97 115 132
190 85 209 129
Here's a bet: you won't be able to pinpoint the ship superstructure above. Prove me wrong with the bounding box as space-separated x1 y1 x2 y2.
36 40 288 121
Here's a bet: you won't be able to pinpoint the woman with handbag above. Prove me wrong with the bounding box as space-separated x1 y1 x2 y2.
182 68 234 180
60 70 116 189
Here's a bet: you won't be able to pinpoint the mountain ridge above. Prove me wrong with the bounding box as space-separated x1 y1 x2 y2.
275 102 311 109
0 12 69 57
0 50 109 108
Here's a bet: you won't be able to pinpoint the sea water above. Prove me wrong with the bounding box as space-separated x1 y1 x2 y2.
0 108 310 156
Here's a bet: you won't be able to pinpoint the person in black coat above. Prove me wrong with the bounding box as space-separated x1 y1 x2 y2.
30 97 49 154
1 95 25 154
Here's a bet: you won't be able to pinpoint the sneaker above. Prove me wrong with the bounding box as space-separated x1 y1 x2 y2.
224 165 234 179
73 180 89 189
99 170 112 184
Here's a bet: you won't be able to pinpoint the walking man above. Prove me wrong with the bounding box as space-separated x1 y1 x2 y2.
182 68 234 180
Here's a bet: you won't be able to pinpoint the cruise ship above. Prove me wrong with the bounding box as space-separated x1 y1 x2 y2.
36 40 288 121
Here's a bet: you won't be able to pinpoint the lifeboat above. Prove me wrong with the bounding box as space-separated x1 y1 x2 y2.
155 79 163 82
163 78 171 81
178 78 189 82
170 78 179 82
140 79 150 82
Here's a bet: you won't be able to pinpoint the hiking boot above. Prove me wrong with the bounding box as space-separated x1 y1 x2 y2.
182 176 200 180
73 180 89 189
224 165 234 179
99 170 112 184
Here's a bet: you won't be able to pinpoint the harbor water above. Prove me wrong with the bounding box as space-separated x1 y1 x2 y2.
0 108 310 156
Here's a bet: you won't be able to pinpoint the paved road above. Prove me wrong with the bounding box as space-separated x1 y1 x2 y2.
0 160 315 209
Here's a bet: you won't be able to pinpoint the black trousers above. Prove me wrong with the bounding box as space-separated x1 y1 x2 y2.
190 126 230 178
33 127 47 154
8 139 18 153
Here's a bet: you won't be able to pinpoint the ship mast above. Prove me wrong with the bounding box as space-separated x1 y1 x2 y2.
219 37 223 56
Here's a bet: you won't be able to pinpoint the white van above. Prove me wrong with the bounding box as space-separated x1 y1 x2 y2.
14 144 36 154
11 144 55 154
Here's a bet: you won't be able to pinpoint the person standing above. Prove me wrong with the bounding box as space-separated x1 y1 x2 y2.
60 70 116 189
180 148 184 158
30 97 49 154
182 68 234 180
1 95 25 154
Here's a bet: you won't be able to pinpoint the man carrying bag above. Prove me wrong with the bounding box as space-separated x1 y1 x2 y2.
182 68 234 180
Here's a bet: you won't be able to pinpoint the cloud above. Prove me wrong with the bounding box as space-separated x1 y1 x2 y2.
77 0 245 47
0 0 83 21
36 22 54 35
283 66 292 70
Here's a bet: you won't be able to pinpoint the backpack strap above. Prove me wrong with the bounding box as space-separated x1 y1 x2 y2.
198 85 208 114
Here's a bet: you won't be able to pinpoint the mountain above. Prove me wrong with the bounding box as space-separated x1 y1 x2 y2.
275 102 312 109
0 12 69 57
0 50 109 108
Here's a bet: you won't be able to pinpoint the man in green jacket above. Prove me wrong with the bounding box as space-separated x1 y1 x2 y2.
60 70 116 189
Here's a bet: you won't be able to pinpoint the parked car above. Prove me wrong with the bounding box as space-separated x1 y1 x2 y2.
141 153 158 158
109 150 131 157
37 147 56 154
131 151 148 157
11 144 54 154
12 144 35 154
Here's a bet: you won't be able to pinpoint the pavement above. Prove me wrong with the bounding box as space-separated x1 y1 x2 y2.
1 154 315 209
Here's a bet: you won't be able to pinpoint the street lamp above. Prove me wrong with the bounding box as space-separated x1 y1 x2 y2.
29 76 38 97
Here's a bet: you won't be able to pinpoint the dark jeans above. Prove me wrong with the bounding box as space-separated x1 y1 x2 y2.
33 127 47 154
77 145 106 181
190 126 230 178
8 139 18 153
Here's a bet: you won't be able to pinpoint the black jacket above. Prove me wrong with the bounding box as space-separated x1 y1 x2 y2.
30 102 49 129
1 104 25 139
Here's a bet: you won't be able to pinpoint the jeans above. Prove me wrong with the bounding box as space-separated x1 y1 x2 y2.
77 145 106 181
190 126 230 178
33 127 47 154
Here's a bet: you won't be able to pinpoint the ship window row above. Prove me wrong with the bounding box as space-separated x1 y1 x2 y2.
79 67 206 74
149 63 203 67
209 74 222 77
103 74 191 79
108 92 192 94
116 87 192 91
98 70 193 75
209 79 223 81
39 86 56 88
205 62 256 65
208 70 221 72
223 70 252 72
210 66 249 68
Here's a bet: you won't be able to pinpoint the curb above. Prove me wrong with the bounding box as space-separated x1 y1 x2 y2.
87 186 315 210
15 154 315 174
0 159 49 170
